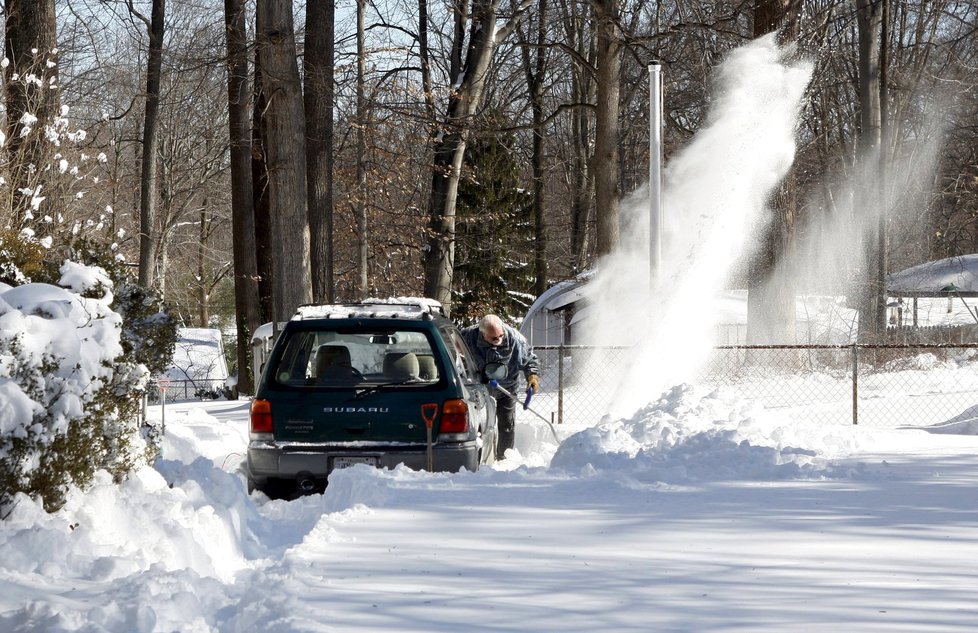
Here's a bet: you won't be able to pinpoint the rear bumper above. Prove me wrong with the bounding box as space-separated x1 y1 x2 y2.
246 439 480 483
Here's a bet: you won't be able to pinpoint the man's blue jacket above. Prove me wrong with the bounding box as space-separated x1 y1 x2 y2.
460 323 540 392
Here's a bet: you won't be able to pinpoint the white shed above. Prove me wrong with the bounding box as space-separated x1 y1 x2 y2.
251 322 288 387
886 254 978 327
518 272 594 347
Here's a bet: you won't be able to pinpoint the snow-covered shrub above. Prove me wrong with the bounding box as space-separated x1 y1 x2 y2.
0 52 179 515
67 237 178 378
0 262 152 514
113 282 178 377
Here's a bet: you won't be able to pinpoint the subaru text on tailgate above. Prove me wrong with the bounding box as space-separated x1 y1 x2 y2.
246 298 497 497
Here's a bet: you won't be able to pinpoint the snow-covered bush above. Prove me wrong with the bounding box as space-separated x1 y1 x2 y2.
67 237 178 377
0 229 46 286
113 281 179 377
0 262 153 514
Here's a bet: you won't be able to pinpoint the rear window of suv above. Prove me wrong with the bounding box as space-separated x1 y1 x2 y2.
270 327 442 388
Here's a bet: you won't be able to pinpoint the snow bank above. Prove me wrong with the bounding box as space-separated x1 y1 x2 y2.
2 462 255 584
551 384 872 483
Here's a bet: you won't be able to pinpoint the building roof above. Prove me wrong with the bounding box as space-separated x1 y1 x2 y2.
886 254 978 298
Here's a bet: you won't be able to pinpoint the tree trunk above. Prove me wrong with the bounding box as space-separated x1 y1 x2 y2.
252 47 274 324
746 0 801 344
856 0 884 338
590 0 621 258
3 0 58 229
527 0 550 296
304 0 335 303
224 0 260 394
136 0 165 289
356 0 369 296
878 0 889 331
559 0 593 272
257 0 312 322
423 130 465 314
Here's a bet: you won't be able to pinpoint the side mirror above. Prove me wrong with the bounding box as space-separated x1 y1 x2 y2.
484 362 507 381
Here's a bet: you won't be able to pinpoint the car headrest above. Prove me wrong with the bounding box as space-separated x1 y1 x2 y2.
416 354 438 380
316 345 352 376
383 352 419 380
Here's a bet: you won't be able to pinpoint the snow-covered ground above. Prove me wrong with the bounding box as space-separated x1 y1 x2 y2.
3 373 978 632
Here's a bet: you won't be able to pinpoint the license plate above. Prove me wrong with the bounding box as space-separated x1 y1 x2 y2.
332 456 378 470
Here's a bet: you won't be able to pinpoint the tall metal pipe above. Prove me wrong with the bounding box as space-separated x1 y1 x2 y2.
649 62 663 291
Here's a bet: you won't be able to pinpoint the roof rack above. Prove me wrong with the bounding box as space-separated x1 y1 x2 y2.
293 297 446 320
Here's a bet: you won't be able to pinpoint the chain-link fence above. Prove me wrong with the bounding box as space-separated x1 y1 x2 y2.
525 345 630 426
147 379 232 403
528 344 978 428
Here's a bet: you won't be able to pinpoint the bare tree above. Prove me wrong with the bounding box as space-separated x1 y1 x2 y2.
256 0 312 321
855 0 884 336
252 49 274 323
225 0 260 394
422 0 532 314
518 0 551 295
746 0 802 344
354 0 368 296
132 0 165 289
553 0 595 272
147 14 234 321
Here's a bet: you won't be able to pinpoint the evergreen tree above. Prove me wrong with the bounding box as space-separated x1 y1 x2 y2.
453 126 535 325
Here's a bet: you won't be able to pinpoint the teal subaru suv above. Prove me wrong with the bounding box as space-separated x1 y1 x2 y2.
246 299 497 497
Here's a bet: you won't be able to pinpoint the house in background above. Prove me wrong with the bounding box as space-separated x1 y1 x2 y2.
159 328 230 399
521 254 978 348
520 280 859 347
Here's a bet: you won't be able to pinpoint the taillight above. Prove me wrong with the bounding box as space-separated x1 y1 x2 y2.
250 399 273 433
440 399 469 433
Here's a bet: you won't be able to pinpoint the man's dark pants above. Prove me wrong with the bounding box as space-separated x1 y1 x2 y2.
494 391 516 456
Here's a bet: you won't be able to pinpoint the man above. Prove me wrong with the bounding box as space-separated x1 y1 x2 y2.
461 314 540 457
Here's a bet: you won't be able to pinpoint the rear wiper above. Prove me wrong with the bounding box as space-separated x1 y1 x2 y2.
353 379 418 399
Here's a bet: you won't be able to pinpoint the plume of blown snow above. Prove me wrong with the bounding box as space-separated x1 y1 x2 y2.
581 34 814 418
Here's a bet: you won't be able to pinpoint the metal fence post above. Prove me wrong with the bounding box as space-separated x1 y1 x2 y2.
851 344 858 425
558 344 564 425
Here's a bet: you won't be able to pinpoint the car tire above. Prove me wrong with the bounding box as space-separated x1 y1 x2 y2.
481 427 497 465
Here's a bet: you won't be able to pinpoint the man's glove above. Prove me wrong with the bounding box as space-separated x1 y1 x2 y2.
527 374 540 392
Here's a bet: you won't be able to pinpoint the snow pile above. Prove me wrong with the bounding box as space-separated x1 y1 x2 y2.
1 406 260 588
1 465 252 583
552 384 868 483
922 403 978 435
4 394 978 631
